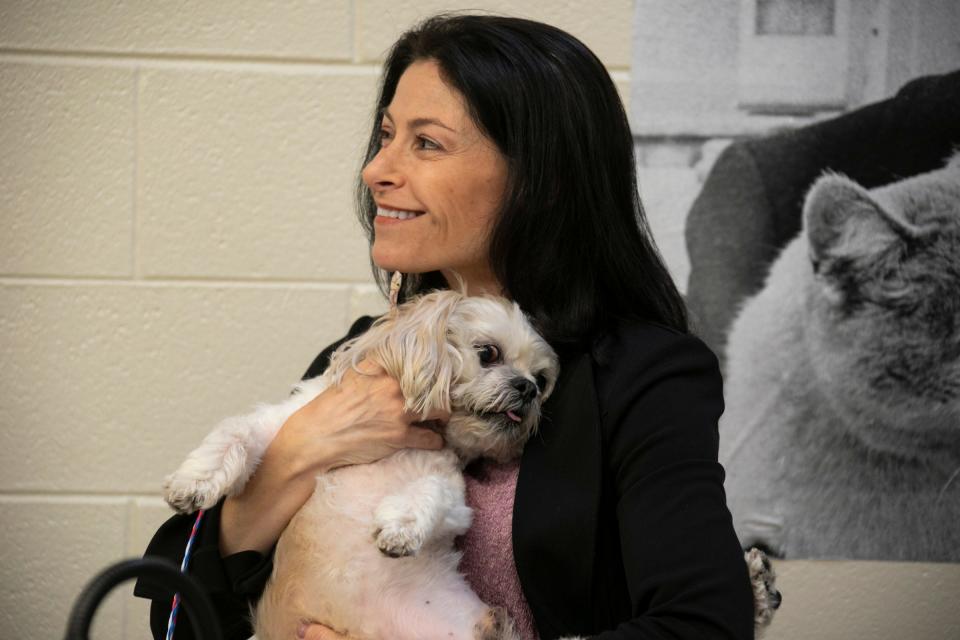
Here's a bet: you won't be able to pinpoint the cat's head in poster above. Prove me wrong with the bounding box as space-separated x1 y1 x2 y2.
801 153 960 460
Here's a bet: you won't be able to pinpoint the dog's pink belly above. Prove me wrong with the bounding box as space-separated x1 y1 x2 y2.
255 451 487 640
311 560 489 640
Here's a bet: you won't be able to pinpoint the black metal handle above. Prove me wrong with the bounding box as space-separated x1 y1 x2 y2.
63 557 223 640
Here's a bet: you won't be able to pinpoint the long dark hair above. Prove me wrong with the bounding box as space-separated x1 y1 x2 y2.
356 14 688 345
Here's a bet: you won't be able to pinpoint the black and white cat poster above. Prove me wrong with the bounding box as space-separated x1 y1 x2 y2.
683 74 960 561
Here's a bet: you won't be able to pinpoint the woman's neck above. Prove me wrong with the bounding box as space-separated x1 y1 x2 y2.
441 268 504 297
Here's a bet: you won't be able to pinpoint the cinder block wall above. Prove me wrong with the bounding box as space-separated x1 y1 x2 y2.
6 2 957 639
0 2 632 638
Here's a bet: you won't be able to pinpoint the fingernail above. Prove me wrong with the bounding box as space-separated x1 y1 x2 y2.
296 620 308 638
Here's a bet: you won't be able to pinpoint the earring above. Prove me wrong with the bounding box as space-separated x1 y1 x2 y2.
389 271 403 309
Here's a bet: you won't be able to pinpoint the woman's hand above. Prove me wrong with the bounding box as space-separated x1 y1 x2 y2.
283 359 448 472
297 621 352 639
220 360 447 555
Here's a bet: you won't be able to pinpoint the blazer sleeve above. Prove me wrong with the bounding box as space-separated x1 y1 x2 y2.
134 315 376 640
593 328 754 640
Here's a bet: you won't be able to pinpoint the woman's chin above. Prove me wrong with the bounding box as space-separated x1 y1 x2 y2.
371 248 400 271
372 254 424 275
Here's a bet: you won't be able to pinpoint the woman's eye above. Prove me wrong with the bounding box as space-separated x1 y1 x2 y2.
378 128 393 143
416 136 440 151
476 344 501 365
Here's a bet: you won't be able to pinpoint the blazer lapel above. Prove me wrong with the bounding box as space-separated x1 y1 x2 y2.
513 350 603 638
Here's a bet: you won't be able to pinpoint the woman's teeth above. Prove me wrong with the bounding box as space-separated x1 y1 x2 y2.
377 207 425 220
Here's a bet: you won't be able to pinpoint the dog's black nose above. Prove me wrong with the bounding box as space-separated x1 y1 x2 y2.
511 377 538 402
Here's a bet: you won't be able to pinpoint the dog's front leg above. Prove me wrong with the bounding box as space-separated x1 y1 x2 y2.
373 474 472 557
163 378 328 513
162 398 302 513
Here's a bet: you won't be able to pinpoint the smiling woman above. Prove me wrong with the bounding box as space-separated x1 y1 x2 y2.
362 60 508 296
137 13 754 640
353 15 689 346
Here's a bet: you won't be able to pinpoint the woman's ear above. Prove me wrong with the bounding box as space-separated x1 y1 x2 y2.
370 290 464 418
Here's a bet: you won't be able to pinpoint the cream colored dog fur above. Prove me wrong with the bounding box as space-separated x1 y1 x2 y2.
164 291 559 640
164 288 778 638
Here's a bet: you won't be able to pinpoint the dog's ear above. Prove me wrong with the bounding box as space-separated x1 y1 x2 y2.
329 290 463 419
378 290 464 417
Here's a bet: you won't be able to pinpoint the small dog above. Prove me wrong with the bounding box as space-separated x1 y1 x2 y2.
164 290 560 640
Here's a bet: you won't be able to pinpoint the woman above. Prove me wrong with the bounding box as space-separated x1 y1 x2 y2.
136 14 754 640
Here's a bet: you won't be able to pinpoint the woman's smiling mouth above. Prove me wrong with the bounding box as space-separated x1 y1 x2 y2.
376 206 426 221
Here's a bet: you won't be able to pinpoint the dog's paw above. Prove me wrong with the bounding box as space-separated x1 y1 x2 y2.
163 472 225 514
474 607 518 640
373 520 424 558
746 547 781 635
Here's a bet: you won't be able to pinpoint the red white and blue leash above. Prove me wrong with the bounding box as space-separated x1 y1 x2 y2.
166 509 206 640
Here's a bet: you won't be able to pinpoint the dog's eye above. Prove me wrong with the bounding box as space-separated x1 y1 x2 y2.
535 373 548 392
476 344 501 366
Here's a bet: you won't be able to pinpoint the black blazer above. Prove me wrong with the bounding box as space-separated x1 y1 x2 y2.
138 317 753 640
514 322 752 639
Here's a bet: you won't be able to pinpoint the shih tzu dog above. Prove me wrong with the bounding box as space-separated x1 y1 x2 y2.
163 290 560 640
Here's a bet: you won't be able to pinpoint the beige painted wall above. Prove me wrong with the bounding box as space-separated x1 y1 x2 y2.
1 1 957 639
0 2 632 638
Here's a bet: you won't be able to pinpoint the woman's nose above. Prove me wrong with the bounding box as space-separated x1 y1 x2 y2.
362 145 404 192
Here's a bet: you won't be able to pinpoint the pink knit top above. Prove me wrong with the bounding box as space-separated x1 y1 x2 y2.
457 460 538 640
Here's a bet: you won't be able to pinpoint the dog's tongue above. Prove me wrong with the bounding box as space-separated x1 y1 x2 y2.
506 410 522 423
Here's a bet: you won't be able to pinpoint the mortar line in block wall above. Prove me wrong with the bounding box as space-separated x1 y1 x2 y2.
0 49 626 76
0 491 163 503
0 276 373 289
0 47 382 74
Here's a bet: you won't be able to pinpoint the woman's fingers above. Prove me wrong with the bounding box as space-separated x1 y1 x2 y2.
406 424 445 450
321 356 450 456
351 357 386 377
401 411 451 427
403 403 449 449
419 406 453 423
299 622 351 639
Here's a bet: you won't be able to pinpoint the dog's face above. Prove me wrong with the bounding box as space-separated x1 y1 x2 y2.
331 290 559 463
444 296 559 463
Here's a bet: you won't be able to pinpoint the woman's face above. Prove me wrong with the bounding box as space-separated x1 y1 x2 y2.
362 59 508 294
